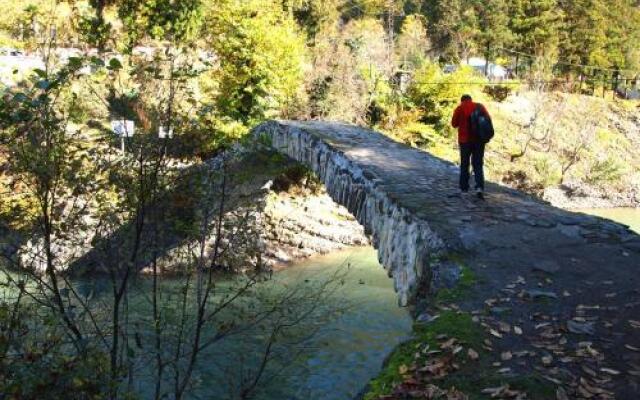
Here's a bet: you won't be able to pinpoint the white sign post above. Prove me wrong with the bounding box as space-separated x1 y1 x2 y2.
111 120 135 156
158 126 173 139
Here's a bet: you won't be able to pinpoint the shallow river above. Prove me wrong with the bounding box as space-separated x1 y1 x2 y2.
251 248 413 399
134 247 413 399
575 208 640 233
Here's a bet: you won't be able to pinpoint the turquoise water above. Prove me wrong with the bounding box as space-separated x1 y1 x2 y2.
0 247 411 399
266 248 412 399
76 247 411 399
576 208 640 233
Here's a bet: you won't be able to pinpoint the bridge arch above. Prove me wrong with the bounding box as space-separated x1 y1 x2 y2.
254 120 451 306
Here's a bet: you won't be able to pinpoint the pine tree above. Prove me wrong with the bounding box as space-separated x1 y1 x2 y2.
559 0 608 70
474 0 513 70
510 0 563 58
422 0 479 62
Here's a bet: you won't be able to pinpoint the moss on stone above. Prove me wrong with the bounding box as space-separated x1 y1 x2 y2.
363 309 555 400
363 311 485 400
434 264 477 304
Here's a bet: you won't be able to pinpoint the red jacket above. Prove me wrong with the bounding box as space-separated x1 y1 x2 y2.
451 100 490 144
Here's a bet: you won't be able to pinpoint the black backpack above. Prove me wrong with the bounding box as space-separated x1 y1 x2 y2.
469 103 494 143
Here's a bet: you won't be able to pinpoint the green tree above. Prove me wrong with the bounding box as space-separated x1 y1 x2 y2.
474 0 512 71
117 0 202 51
422 0 479 62
289 0 345 40
557 0 640 77
559 0 609 69
202 0 307 125
397 14 431 69
509 0 563 58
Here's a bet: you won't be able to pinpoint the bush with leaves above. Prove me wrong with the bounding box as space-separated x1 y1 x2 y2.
202 0 307 126
403 63 486 142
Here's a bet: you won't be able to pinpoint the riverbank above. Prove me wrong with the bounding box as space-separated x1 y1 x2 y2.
573 208 640 234
0 147 369 275
543 185 640 210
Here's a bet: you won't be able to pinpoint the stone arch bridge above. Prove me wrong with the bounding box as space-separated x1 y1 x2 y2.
254 120 640 307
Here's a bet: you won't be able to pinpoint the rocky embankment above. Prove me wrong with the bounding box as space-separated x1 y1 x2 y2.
260 188 369 267
3 148 368 275
543 184 640 209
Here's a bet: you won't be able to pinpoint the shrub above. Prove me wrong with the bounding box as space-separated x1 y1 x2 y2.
272 164 321 194
408 63 486 136
533 155 562 187
585 157 625 186
483 85 513 102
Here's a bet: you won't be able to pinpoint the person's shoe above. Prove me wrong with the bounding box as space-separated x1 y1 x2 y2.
476 188 485 200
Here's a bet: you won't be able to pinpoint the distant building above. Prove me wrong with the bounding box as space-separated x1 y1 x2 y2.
616 77 640 99
618 88 640 100
0 48 45 75
464 57 507 80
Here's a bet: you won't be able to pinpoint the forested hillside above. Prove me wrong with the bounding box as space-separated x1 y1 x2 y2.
1 0 639 207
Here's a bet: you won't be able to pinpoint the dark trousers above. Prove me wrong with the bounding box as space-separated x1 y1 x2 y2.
459 142 485 191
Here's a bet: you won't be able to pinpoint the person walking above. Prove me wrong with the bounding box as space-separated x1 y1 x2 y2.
451 94 492 200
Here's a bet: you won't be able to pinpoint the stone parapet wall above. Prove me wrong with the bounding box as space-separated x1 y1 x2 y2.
254 121 447 306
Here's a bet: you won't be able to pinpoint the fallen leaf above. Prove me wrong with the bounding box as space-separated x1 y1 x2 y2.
440 338 457 350
445 386 468 400
467 348 479 360
581 365 597 377
514 326 523 335
579 378 614 396
489 329 503 338
542 375 563 385
567 320 595 335
600 367 621 375
501 351 513 361
577 386 594 398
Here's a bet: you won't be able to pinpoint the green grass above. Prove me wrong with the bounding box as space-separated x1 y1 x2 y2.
434 264 477 304
363 254 556 400
363 309 555 400
363 311 485 400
